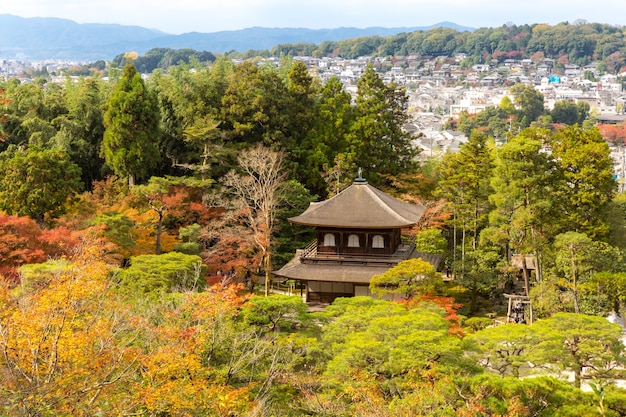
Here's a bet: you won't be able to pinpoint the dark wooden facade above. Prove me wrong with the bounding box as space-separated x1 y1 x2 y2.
273 178 426 304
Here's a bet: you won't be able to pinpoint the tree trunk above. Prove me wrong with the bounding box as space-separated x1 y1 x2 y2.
264 250 271 297
521 255 530 297
149 199 166 255
452 219 457 267
473 202 478 251
461 225 466 279
570 246 580 314
470 274 477 313
155 210 164 255
573 364 582 389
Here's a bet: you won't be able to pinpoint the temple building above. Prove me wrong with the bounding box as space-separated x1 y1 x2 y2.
274 175 431 303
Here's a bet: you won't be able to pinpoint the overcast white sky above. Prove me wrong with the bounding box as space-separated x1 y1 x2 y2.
1 0 624 35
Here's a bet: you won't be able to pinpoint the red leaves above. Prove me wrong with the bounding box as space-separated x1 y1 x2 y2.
0 215 78 283
598 123 626 145
403 294 464 336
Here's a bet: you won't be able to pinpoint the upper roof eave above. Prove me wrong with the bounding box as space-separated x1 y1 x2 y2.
288 181 425 228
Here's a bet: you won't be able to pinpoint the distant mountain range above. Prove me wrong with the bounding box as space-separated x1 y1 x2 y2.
0 14 475 61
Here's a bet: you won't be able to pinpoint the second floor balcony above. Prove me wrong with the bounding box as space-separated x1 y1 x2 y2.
299 241 416 266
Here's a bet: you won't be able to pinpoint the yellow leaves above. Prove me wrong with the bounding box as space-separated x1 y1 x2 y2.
138 321 254 413
370 258 440 299
132 284 256 415
342 369 387 415
120 206 178 256
141 378 253 417
214 386 255 416
0 245 142 415
142 348 204 381
1 242 259 416
129 226 177 256
532 24 551 34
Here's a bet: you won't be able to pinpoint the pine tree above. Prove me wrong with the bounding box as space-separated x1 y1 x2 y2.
549 125 616 239
302 76 354 196
437 132 494 256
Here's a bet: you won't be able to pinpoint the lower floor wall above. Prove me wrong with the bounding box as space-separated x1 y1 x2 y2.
305 281 378 303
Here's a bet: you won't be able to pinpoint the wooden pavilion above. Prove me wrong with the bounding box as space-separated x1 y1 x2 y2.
274 175 433 303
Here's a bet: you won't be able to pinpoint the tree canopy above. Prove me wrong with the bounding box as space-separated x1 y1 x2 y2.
0 147 82 225
101 62 160 186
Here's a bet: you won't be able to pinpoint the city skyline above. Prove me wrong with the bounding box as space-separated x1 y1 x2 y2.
1 0 624 35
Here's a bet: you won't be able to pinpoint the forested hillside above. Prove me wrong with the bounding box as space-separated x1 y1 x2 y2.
264 21 626 71
103 22 626 77
16 20 626 73
2 53 626 415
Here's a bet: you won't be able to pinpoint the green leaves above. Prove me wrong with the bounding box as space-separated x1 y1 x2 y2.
414 228 448 254
102 62 160 186
510 84 545 127
463 323 536 377
240 294 309 333
437 131 494 250
465 312 626 389
322 298 461 384
531 313 625 388
369 258 441 299
114 252 207 297
549 125 616 239
0 147 82 225
346 65 417 187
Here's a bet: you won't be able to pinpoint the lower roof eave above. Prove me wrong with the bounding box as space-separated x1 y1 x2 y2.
274 262 392 285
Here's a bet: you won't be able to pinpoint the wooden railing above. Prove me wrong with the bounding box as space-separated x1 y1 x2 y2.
299 241 416 264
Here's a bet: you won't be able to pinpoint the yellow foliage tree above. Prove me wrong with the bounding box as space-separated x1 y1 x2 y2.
135 285 256 416
0 241 141 416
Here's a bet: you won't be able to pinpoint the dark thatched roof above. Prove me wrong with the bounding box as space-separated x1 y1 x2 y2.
288 179 425 229
274 253 391 284
274 250 442 284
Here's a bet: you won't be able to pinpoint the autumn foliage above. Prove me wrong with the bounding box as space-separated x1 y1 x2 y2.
0 214 79 282
599 123 626 145
0 243 140 416
136 284 253 416
404 294 464 336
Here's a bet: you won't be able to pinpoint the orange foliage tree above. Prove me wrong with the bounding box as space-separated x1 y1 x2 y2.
404 294 464 336
126 177 215 256
599 123 626 145
83 175 217 259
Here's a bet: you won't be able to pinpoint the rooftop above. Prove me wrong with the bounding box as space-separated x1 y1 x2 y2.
289 178 425 229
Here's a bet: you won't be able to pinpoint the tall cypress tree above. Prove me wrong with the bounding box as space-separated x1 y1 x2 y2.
53 77 107 189
101 62 160 186
301 76 354 197
346 65 417 186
